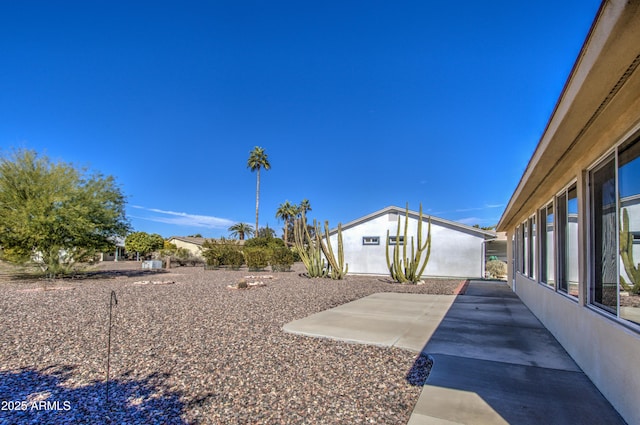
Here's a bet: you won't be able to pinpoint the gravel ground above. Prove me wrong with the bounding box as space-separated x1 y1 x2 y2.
0 262 464 425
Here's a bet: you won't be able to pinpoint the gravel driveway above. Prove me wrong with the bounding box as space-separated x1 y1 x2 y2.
0 262 463 425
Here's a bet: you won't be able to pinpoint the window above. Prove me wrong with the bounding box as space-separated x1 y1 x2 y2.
557 184 579 297
589 155 617 313
523 220 529 276
512 234 517 282
362 236 380 245
618 138 640 325
528 215 536 279
518 223 525 274
514 225 520 273
388 236 404 245
567 186 580 296
589 137 640 325
540 202 555 288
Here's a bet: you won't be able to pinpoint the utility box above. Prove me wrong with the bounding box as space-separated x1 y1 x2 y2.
142 260 162 270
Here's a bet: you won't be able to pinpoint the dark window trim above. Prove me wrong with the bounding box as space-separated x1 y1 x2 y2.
388 236 405 245
362 236 380 245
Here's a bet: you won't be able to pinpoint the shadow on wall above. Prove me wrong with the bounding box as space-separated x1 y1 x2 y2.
0 365 187 425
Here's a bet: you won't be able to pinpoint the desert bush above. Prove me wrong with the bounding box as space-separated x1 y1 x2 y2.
244 236 284 249
222 249 244 269
244 247 270 270
201 238 242 267
160 247 203 267
486 259 507 279
270 246 295 272
182 253 204 267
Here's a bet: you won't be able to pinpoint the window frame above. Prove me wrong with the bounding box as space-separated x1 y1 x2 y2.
539 200 555 288
555 181 579 299
585 134 640 330
362 236 380 246
388 235 405 246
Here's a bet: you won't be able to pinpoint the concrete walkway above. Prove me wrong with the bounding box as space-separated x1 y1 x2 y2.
283 281 626 424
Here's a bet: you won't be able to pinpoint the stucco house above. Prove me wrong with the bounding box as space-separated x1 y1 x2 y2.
167 236 207 257
167 236 245 258
326 205 497 278
497 1 640 423
99 236 126 261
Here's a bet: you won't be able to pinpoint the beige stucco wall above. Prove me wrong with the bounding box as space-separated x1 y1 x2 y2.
169 239 203 257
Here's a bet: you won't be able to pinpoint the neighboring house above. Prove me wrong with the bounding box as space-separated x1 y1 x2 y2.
99 236 126 261
497 1 640 423
167 236 207 257
167 236 245 257
326 205 497 278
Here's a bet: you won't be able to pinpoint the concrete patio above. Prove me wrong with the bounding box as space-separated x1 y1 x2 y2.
284 280 626 424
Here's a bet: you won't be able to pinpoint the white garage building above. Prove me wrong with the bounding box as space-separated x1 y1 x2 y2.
327 205 497 278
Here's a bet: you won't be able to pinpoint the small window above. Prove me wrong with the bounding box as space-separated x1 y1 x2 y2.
540 202 555 288
558 183 579 298
388 236 405 245
362 236 380 245
528 215 536 279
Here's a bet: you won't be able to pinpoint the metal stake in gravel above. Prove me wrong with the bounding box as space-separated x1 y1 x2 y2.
106 290 118 407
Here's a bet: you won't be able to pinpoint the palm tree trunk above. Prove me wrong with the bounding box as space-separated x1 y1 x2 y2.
255 168 260 235
283 219 289 245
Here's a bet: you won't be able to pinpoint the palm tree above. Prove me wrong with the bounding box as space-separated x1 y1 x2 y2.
247 146 271 234
298 199 312 218
228 223 254 240
276 201 297 245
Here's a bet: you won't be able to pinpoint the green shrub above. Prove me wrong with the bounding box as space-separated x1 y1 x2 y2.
270 247 295 272
223 249 244 269
160 247 204 267
244 236 285 249
244 247 270 270
201 238 242 267
486 260 507 279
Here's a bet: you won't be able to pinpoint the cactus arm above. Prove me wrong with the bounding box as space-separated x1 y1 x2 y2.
620 208 640 293
385 229 393 275
416 217 432 279
293 214 328 278
386 203 432 283
317 220 348 280
395 214 407 283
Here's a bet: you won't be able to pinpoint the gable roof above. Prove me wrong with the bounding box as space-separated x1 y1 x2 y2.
327 205 497 240
168 236 207 246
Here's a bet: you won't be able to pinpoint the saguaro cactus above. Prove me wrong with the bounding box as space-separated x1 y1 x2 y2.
386 203 431 283
317 221 348 280
620 208 640 294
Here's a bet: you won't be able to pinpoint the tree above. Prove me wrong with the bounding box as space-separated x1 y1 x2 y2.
298 199 312 218
124 232 164 260
228 222 254 240
472 224 496 231
247 146 271 235
275 201 297 245
257 225 276 239
0 149 129 275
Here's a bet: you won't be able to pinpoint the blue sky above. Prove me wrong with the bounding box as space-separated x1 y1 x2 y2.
1 1 602 238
